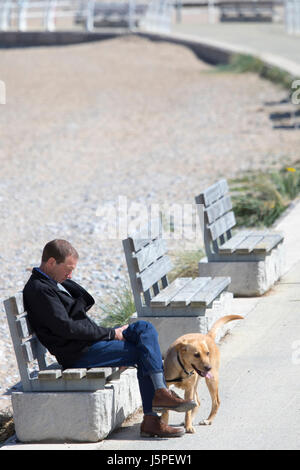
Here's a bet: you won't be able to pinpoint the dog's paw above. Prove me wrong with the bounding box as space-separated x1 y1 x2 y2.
185 425 196 434
199 419 212 426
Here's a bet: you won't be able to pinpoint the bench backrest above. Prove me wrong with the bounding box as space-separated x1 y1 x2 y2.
123 218 173 315
4 293 49 391
195 179 236 260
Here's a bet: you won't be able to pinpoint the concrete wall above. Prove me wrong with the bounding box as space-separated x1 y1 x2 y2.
0 31 128 48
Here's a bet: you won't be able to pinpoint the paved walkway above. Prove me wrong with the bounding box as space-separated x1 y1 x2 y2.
168 11 300 75
2 199 300 450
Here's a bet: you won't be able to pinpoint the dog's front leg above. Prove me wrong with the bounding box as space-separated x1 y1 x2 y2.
184 387 198 433
185 409 196 433
160 410 169 425
200 375 220 425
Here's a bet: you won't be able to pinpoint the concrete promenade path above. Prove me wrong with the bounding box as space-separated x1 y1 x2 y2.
168 13 300 75
2 200 300 451
96 198 300 451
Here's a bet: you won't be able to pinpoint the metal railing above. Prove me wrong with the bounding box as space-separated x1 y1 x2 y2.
139 0 173 32
285 0 300 34
0 0 93 31
0 0 154 32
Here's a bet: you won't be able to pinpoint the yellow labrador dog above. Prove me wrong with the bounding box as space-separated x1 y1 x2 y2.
162 315 243 433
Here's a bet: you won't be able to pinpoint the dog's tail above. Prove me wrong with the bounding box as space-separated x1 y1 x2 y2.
207 315 244 341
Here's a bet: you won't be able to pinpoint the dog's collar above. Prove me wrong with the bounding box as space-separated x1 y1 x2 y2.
166 352 195 383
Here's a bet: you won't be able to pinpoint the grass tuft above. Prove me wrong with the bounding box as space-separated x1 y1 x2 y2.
168 249 204 283
0 410 14 443
230 162 300 227
100 283 136 328
215 53 294 90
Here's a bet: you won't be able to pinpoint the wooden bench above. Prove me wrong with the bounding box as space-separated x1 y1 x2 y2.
195 179 285 296
123 219 233 354
218 1 274 22
123 218 231 318
4 293 121 393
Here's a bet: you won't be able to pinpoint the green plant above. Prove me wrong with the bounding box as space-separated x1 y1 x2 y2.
215 53 294 90
168 249 204 283
230 164 300 227
0 410 14 443
271 166 300 200
100 283 135 328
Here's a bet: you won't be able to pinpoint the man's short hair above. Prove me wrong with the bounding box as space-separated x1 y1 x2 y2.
41 239 79 264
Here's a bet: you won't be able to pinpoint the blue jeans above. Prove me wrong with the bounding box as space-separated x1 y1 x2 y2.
69 321 164 414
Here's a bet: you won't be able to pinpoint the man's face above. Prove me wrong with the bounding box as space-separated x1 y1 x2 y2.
47 255 78 283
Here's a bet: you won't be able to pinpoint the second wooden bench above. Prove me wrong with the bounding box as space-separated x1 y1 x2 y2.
123 218 233 355
195 178 285 296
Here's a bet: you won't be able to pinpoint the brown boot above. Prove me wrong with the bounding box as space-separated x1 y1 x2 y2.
152 388 197 413
140 415 185 438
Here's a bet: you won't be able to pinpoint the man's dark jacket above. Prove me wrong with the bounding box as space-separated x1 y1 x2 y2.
23 268 116 368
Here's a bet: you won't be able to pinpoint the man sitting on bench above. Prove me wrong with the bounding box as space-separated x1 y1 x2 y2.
23 239 196 438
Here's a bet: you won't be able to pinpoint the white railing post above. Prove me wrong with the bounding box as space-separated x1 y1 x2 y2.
208 0 216 24
296 0 300 33
285 0 300 34
284 0 290 33
0 0 12 31
18 0 29 32
142 0 173 33
129 0 136 31
86 0 95 32
44 0 57 32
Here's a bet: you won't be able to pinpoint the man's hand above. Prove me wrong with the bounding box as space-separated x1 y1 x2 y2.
114 324 128 341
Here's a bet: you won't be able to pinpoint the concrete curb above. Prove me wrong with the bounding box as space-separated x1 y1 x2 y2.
0 30 129 48
136 29 300 78
1 28 299 80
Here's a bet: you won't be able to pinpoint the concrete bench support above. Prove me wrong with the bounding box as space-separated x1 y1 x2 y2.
11 368 141 443
199 242 285 297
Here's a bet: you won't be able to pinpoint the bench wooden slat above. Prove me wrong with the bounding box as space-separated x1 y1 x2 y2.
129 218 162 252
189 277 230 307
150 278 192 307
133 238 167 272
205 195 233 224
234 232 268 254
252 233 283 254
4 292 25 316
208 211 236 241
38 369 62 380
22 337 39 363
16 313 34 339
218 230 252 254
138 255 173 292
106 368 122 382
170 277 212 307
196 179 229 207
62 369 87 380
86 368 107 379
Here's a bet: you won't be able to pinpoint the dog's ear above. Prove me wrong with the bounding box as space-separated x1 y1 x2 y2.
176 339 189 352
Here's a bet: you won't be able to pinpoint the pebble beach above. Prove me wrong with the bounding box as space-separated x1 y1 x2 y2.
0 34 298 411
